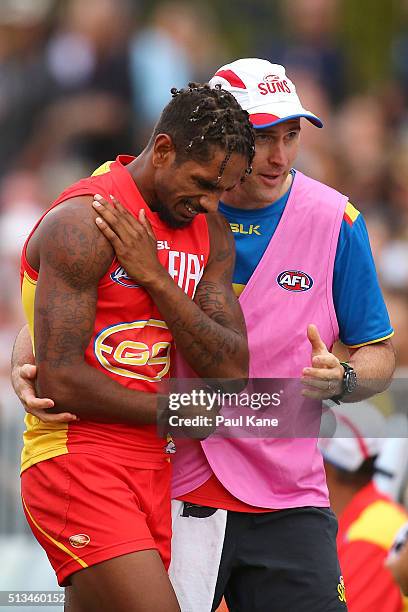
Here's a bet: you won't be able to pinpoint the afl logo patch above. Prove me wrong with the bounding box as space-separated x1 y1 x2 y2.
277 270 313 292
110 266 140 288
69 534 90 548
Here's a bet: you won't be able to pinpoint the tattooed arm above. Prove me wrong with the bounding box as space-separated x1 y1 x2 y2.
147 213 248 379
169 213 249 380
93 198 248 380
28 198 161 424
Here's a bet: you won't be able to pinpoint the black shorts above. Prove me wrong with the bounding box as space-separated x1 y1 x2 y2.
211 506 347 612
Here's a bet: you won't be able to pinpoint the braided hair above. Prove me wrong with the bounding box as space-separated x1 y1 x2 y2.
149 82 255 180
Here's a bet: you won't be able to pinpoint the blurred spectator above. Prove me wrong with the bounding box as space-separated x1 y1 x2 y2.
333 95 389 209
0 170 43 377
286 71 338 185
0 170 44 254
320 403 408 611
258 0 346 105
19 0 134 172
0 387 26 534
380 245 408 292
391 0 408 100
364 212 393 270
0 0 56 177
386 142 408 232
381 290 408 369
129 1 227 145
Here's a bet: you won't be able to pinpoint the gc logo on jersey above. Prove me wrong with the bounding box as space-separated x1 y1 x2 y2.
110 266 140 288
94 320 171 382
277 270 313 292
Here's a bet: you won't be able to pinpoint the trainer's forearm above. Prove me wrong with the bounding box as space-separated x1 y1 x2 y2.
11 324 166 424
344 339 395 401
11 324 36 395
146 274 248 380
11 325 35 369
38 360 164 425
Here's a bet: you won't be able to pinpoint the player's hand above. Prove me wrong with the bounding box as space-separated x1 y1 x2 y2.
11 363 78 423
301 324 344 400
92 194 165 286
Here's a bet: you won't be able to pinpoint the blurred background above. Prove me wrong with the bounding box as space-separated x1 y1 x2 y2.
1 0 408 608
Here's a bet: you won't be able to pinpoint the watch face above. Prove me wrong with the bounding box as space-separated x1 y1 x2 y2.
345 370 357 393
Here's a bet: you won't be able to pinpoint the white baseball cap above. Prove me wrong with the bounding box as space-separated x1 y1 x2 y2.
209 58 323 129
318 402 386 472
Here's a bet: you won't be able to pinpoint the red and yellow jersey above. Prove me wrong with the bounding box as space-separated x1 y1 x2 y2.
337 482 408 612
20 155 210 472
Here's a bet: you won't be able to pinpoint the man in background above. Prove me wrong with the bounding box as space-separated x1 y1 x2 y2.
167 58 395 612
320 403 408 611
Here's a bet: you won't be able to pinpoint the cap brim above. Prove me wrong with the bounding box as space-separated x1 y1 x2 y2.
250 112 323 129
321 452 361 472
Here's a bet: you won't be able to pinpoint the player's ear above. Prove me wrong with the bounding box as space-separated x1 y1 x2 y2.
152 134 176 168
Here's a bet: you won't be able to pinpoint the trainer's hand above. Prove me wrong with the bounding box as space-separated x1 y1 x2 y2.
301 324 344 400
11 363 78 423
93 194 165 286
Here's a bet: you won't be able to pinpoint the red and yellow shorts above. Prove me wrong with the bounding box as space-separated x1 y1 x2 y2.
21 454 172 586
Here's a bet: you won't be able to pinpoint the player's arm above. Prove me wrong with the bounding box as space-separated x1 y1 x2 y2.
150 212 248 380
93 196 248 381
31 199 162 424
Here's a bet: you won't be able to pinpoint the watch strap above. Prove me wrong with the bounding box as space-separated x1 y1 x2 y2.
331 362 356 404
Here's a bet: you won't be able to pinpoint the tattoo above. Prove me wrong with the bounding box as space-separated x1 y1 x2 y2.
164 277 244 371
215 248 231 263
162 213 247 372
44 216 109 289
170 312 238 370
195 281 238 329
35 205 112 368
36 290 95 368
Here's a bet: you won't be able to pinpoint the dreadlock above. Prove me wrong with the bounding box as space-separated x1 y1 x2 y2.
149 82 255 180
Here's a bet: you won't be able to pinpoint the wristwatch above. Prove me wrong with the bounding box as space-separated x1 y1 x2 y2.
331 362 357 404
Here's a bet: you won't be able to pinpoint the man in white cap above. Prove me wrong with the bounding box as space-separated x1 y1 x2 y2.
167 59 395 611
12 60 396 611
320 403 408 612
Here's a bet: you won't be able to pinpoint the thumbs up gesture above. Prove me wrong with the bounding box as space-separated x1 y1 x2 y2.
301 324 344 399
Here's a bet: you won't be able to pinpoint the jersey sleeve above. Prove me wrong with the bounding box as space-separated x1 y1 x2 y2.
340 540 404 612
333 203 394 347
